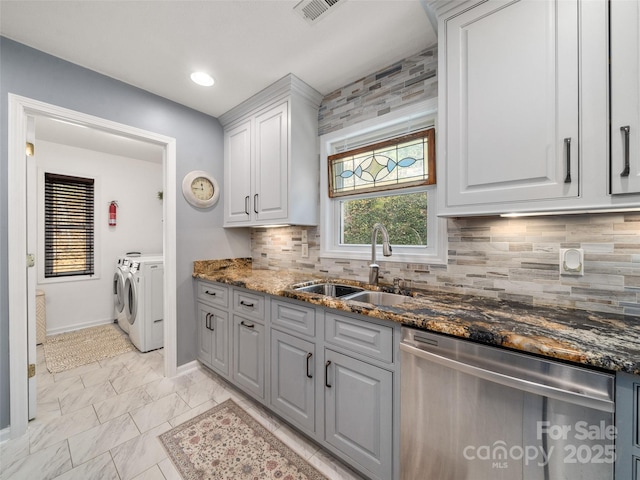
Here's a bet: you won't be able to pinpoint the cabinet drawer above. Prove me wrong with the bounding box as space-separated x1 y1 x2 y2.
232 289 266 321
271 300 315 337
324 312 393 363
197 281 229 308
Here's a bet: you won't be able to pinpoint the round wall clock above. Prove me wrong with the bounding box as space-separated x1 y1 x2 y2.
182 170 220 208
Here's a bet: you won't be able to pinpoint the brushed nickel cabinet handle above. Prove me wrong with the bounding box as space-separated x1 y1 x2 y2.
564 137 572 184
620 126 631 177
254 194 259 214
244 195 250 215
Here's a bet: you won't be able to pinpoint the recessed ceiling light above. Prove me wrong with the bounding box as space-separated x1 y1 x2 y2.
190 71 214 87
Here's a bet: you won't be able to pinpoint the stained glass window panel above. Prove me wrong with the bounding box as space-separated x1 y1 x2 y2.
328 128 435 197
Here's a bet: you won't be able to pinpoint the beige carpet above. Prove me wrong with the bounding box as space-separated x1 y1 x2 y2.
43 323 135 373
159 399 328 480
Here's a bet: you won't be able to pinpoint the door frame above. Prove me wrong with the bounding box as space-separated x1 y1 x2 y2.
8 94 178 438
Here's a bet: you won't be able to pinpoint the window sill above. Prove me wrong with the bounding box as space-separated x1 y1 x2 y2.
319 249 447 266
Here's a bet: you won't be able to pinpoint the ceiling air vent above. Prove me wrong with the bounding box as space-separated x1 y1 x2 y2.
294 0 346 25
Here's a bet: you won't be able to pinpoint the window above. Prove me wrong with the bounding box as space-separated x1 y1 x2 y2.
328 128 435 198
341 191 428 246
44 172 95 278
320 100 446 263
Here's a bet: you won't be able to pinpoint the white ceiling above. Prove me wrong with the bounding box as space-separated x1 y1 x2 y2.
0 0 436 119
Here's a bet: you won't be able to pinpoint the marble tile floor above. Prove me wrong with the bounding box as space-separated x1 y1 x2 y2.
1 344 364 480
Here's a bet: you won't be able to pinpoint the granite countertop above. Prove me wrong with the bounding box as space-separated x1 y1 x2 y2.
193 258 640 374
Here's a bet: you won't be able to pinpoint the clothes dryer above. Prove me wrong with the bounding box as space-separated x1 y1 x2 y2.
113 256 131 334
124 255 164 352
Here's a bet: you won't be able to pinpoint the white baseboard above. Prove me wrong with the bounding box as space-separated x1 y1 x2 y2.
0 426 12 444
46 318 116 336
176 360 200 376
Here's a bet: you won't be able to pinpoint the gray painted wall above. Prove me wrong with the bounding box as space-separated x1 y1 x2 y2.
0 37 251 430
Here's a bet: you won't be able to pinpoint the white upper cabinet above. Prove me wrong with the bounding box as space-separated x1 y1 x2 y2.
432 0 640 216
225 120 252 224
441 0 579 213
220 74 323 227
610 0 640 195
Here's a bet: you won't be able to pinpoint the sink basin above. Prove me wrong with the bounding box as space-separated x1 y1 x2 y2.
342 290 411 306
295 283 364 298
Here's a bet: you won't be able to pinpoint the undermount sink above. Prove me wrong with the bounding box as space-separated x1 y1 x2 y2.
342 290 411 306
295 283 364 298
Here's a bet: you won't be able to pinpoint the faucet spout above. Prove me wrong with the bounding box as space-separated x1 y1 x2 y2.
369 223 392 285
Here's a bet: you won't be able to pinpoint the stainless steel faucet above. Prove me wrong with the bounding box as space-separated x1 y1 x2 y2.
369 223 392 285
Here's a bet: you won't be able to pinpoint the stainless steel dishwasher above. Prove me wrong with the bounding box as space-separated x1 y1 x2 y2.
400 327 615 480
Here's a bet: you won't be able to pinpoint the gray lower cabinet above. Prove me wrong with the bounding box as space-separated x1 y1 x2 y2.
324 348 393 480
232 314 265 399
196 282 398 479
196 303 229 377
270 329 316 433
616 372 640 480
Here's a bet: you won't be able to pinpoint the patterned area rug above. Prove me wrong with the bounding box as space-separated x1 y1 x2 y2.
159 399 328 480
43 323 135 373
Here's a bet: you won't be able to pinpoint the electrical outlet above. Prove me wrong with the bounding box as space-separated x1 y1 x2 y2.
301 229 308 244
560 248 584 276
301 243 309 258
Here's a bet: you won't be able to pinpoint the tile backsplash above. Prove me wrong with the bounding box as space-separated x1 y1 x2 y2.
251 214 640 316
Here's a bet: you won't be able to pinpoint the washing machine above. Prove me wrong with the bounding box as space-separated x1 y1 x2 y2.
113 256 131 334
124 254 164 352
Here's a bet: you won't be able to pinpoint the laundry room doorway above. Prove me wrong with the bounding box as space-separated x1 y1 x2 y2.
7 94 178 438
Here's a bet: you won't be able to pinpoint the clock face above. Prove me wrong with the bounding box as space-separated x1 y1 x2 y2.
191 176 214 200
182 170 220 208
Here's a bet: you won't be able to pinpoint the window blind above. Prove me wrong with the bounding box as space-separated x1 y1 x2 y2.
44 172 95 278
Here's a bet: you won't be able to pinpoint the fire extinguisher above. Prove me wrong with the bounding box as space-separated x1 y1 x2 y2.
109 201 118 226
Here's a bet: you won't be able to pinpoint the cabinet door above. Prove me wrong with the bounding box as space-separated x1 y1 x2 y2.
254 101 288 222
270 330 315 433
225 119 253 224
210 309 230 376
197 303 229 377
610 0 640 194
615 372 640 480
324 349 393 480
232 315 265 399
444 0 579 209
197 303 213 366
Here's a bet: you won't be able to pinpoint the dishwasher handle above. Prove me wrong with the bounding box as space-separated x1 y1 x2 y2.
400 342 614 413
